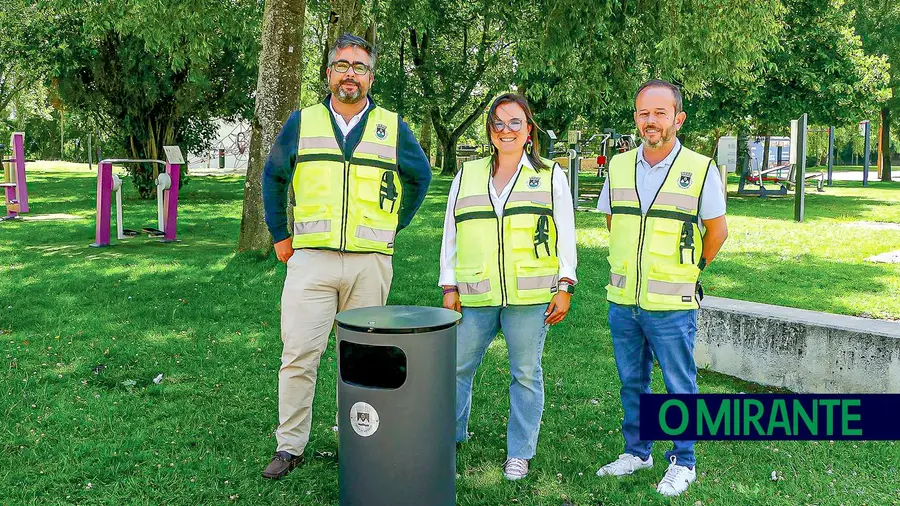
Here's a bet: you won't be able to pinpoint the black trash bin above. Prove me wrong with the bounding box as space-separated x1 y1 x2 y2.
335 305 461 506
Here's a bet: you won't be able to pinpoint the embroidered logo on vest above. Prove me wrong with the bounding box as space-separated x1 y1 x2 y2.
678 172 693 189
375 124 387 140
528 176 541 189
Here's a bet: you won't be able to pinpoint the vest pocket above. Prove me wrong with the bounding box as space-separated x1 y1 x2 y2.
355 165 401 215
293 205 332 240
507 213 553 257
355 165 383 202
513 259 558 303
349 165 399 252
508 214 535 251
647 219 682 257
644 263 700 305
606 257 629 298
297 165 332 199
455 266 494 305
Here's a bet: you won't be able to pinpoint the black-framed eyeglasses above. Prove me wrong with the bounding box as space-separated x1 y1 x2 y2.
331 60 371 75
490 118 525 132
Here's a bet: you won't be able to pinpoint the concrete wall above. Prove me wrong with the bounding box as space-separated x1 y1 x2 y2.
695 296 900 393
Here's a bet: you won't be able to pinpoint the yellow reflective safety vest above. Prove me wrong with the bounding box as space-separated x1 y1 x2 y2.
291 103 402 255
453 157 559 307
606 145 710 310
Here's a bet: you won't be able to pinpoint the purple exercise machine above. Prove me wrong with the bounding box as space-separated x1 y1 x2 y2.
90 146 185 247
1 132 29 221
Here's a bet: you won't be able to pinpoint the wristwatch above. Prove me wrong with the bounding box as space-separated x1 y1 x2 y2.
558 281 575 294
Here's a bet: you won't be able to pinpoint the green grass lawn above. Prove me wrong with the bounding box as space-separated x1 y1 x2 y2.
2 167 899 505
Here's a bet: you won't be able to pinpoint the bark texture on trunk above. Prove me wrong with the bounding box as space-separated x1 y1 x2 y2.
237 0 306 252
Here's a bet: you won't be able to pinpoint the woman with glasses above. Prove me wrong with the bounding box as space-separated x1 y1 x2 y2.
439 93 578 480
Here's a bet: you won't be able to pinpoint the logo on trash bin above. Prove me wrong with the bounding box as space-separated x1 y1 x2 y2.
350 401 380 437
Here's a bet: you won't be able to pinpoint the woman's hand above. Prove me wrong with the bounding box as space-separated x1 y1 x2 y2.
544 292 571 325
442 287 461 312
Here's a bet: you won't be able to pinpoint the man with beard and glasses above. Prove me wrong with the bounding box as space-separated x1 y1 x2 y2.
260 33 432 480
594 79 728 497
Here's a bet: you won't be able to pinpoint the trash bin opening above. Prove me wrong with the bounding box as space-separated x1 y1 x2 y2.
339 340 408 389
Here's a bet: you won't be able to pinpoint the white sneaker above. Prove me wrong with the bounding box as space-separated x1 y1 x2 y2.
656 456 696 497
503 458 529 481
596 453 654 477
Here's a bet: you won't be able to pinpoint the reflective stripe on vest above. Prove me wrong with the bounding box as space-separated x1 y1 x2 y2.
453 157 559 307
291 103 401 254
606 146 709 310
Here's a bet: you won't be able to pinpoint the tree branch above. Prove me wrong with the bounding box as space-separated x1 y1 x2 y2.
446 14 492 120
450 92 493 140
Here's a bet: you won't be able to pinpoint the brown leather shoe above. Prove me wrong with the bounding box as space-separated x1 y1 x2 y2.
262 451 303 480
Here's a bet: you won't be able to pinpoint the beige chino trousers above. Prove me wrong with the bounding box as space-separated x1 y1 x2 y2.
276 248 392 455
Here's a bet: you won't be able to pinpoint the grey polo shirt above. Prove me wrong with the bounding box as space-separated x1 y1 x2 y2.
597 139 726 228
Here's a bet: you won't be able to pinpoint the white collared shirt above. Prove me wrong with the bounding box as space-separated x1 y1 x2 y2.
439 153 578 286
329 97 370 137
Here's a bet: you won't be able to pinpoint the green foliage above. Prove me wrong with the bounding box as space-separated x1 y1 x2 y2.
516 1 784 141
855 0 900 106
374 0 520 174
750 0 889 130
6 0 263 197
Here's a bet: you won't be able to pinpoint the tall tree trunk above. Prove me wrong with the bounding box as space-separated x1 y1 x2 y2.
237 0 306 253
434 94 493 176
881 106 892 181
439 137 458 177
420 114 432 165
320 0 372 83
761 134 771 171
435 142 443 169
708 128 721 158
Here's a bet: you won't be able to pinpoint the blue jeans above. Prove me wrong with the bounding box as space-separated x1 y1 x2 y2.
608 302 698 468
455 304 549 459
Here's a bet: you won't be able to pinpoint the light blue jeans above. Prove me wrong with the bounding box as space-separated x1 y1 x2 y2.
608 302 699 468
455 304 549 459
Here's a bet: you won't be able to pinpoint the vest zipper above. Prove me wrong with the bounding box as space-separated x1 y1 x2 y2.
498 217 507 307
497 167 524 307
634 215 646 303
631 146 681 305
340 159 350 251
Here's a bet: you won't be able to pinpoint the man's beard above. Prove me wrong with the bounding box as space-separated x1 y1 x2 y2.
641 124 676 148
332 79 364 104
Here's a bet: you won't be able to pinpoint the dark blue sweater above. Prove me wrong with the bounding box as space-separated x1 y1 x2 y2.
262 96 432 243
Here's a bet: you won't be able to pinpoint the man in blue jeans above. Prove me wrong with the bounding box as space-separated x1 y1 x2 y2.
594 80 728 497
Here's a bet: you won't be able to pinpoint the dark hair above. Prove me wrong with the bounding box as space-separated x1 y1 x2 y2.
328 33 377 70
485 93 548 172
635 79 683 115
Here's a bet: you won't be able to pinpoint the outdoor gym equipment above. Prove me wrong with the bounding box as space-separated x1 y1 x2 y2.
737 126 825 198
1 132 29 221
792 114 808 222
546 130 561 158
594 129 636 177
566 130 582 209
90 146 185 247
860 120 871 187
